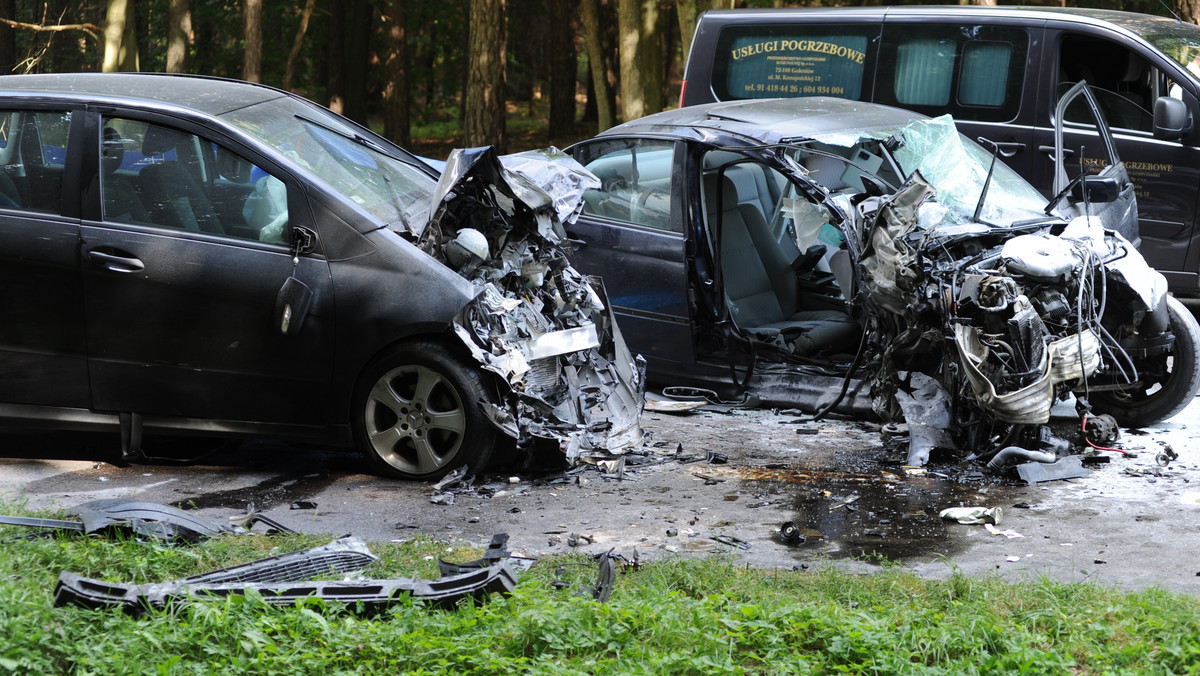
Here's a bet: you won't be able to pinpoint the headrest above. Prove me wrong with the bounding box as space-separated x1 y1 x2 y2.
101 126 123 175
142 124 191 156
703 173 741 215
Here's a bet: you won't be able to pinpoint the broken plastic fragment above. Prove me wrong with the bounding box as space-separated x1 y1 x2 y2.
939 507 1004 526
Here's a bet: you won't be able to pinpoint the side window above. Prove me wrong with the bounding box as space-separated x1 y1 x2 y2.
878 24 1028 122
576 139 675 232
894 39 955 106
1058 35 1154 133
100 117 289 244
711 25 879 102
0 110 71 213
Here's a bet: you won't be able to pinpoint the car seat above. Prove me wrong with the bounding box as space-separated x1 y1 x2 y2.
706 173 860 355
137 125 223 234
100 126 149 222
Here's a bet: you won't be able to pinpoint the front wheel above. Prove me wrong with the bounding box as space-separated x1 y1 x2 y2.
353 340 497 480
1090 295 1200 426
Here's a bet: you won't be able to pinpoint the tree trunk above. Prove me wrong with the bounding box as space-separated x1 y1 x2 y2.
342 0 371 124
242 0 262 82
327 0 346 114
380 0 410 147
676 0 708 64
103 0 138 72
283 0 315 91
617 0 643 121
166 0 192 73
1176 0 1200 24
547 0 577 140
582 0 614 130
640 0 663 115
464 0 506 151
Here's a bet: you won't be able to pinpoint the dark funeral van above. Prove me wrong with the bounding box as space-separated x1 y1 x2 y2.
681 6 1200 294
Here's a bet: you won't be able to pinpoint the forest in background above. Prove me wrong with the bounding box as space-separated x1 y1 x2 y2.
0 0 1192 158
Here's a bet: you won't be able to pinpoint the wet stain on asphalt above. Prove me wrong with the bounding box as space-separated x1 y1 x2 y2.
171 472 339 512
739 465 1025 561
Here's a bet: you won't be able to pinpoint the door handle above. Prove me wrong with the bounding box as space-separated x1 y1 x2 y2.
87 248 145 273
977 139 1026 158
1038 145 1075 156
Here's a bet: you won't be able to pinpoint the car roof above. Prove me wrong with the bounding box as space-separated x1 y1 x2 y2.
699 5 1185 34
598 98 924 145
0 72 288 116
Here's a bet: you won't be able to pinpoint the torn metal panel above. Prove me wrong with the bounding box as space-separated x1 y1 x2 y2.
421 146 644 465
1016 455 1088 484
0 500 246 543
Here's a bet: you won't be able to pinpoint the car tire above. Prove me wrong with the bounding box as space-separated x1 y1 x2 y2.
1090 295 1200 426
353 340 497 480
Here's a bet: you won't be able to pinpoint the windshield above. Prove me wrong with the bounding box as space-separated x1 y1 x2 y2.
792 115 1049 227
892 116 1048 225
218 95 436 228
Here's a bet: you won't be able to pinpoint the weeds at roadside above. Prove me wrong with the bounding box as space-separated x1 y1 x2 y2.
2 500 1199 674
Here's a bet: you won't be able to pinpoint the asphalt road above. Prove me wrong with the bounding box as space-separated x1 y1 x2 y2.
2 395 1198 594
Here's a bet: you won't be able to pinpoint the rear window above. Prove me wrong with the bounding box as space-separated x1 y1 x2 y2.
876 24 1028 123
711 25 881 102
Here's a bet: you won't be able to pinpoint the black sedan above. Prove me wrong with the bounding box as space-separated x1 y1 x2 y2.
0 73 641 479
566 90 1200 466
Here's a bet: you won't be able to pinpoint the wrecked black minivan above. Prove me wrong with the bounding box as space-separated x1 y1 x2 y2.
0 73 642 479
681 6 1200 297
566 87 1200 466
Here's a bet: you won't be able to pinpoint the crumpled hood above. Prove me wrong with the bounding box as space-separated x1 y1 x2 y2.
417 146 645 463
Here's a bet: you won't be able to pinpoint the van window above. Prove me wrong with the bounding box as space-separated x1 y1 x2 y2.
894 39 955 106
960 42 1013 106
711 25 879 101
1058 35 1156 133
877 25 1028 122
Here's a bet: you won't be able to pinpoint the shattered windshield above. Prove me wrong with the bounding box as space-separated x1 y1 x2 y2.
892 116 1048 225
796 116 1049 227
220 96 435 228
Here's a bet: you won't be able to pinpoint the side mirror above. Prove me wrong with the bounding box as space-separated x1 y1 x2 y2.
1070 175 1121 204
274 276 313 336
1153 96 1190 140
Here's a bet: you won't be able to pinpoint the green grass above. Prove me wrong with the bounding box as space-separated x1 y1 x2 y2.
2 501 1199 674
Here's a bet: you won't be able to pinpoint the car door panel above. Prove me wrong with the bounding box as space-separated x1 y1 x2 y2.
81 225 335 423
567 216 693 365
0 109 88 409
0 213 89 407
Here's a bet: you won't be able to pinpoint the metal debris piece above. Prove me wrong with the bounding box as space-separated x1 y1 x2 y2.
712 534 751 550
289 501 317 510
1157 445 1178 467
567 532 594 547
779 521 806 546
0 500 260 543
1015 455 1088 484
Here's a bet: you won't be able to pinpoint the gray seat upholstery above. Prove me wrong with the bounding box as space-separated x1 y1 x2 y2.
101 126 148 222
138 125 223 234
707 173 860 355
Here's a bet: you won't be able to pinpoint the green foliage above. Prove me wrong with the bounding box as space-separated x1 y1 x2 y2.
2 500 1200 674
